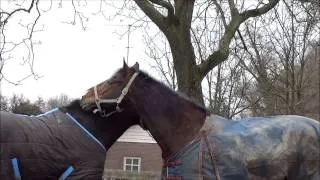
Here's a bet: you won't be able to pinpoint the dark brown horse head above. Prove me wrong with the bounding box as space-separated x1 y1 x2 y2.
81 60 139 114
81 61 208 159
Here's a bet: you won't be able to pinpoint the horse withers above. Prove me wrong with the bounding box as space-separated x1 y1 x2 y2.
0 100 139 180
80 61 320 180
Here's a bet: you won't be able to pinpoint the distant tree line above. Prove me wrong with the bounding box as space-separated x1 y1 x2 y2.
0 94 72 115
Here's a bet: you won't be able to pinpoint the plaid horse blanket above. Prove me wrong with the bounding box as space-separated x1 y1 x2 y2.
162 115 320 180
0 109 106 180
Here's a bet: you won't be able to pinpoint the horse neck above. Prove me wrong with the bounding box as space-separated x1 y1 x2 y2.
62 104 134 150
129 75 207 158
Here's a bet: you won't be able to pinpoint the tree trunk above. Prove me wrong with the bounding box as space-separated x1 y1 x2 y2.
134 0 283 106
167 31 204 105
165 0 204 105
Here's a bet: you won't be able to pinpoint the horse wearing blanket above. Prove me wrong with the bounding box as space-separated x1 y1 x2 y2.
0 100 139 180
164 115 320 179
81 61 320 180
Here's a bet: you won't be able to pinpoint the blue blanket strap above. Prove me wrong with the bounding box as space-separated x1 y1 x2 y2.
66 113 106 152
11 158 21 180
37 109 106 152
58 166 74 180
36 108 59 117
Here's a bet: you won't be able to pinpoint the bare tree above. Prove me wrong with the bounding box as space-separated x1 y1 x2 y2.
9 94 42 115
122 0 316 105
302 44 320 120
140 0 317 117
0 94 9 111
1 0 316 106
129 0 289 104
207 61 250 119
45 94 72 111
34 96 46 112
0 0 41 84
236 0 319 119
0 0 89 84
143 31 177 90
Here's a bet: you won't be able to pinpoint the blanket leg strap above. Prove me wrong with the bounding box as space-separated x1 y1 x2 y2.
198 134 204 180
200 131 221 180
58 166 74 180
11 158 21 180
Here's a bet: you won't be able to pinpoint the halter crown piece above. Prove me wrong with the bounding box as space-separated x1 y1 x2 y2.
93 72 139 117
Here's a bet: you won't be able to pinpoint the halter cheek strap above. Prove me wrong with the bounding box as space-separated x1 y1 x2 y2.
93 72 139 117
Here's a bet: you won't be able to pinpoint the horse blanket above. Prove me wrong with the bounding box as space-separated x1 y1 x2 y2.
162 115 320 180
0 109 106 180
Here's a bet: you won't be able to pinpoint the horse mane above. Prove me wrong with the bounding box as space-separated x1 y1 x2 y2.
136 70 208 114
60 99 106 119
59 99 80 112
66 99 80 107
59 99 100 119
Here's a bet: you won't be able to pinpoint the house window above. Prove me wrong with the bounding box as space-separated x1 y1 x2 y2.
123 157 141 172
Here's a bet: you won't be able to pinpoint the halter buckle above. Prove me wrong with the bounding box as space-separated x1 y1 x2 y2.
122 88 128 95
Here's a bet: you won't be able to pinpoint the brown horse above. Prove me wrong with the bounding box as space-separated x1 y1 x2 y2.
81 61 320 180
1 100 139 180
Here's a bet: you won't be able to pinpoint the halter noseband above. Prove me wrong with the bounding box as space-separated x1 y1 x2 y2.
93 72 139 117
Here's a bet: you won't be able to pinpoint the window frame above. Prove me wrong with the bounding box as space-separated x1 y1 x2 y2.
123 157 141 172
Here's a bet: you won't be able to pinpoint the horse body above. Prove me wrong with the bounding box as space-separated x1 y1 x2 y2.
80 61 320 180
0 109 105 179
0 100 139 180
164 115 320 179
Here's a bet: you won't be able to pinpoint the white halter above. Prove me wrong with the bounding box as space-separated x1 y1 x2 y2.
93 72 139 117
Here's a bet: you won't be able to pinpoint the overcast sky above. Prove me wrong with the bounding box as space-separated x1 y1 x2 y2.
1 1 155 101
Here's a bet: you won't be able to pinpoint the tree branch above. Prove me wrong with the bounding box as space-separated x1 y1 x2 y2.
61 0 89 30
212 0 227 28
0 0 42 84
198 0 281 79
134 0 168 32
0 0 36 27
228 0 239 17
149 0 175 18
241 0 280 20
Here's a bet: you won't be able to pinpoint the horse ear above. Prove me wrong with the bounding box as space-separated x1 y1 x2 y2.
132 62 139 71
123 58 128 69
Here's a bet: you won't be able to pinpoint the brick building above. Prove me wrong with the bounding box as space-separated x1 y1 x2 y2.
103 125 162 180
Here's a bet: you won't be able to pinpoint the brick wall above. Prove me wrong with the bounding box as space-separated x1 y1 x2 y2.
105 142 162 172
